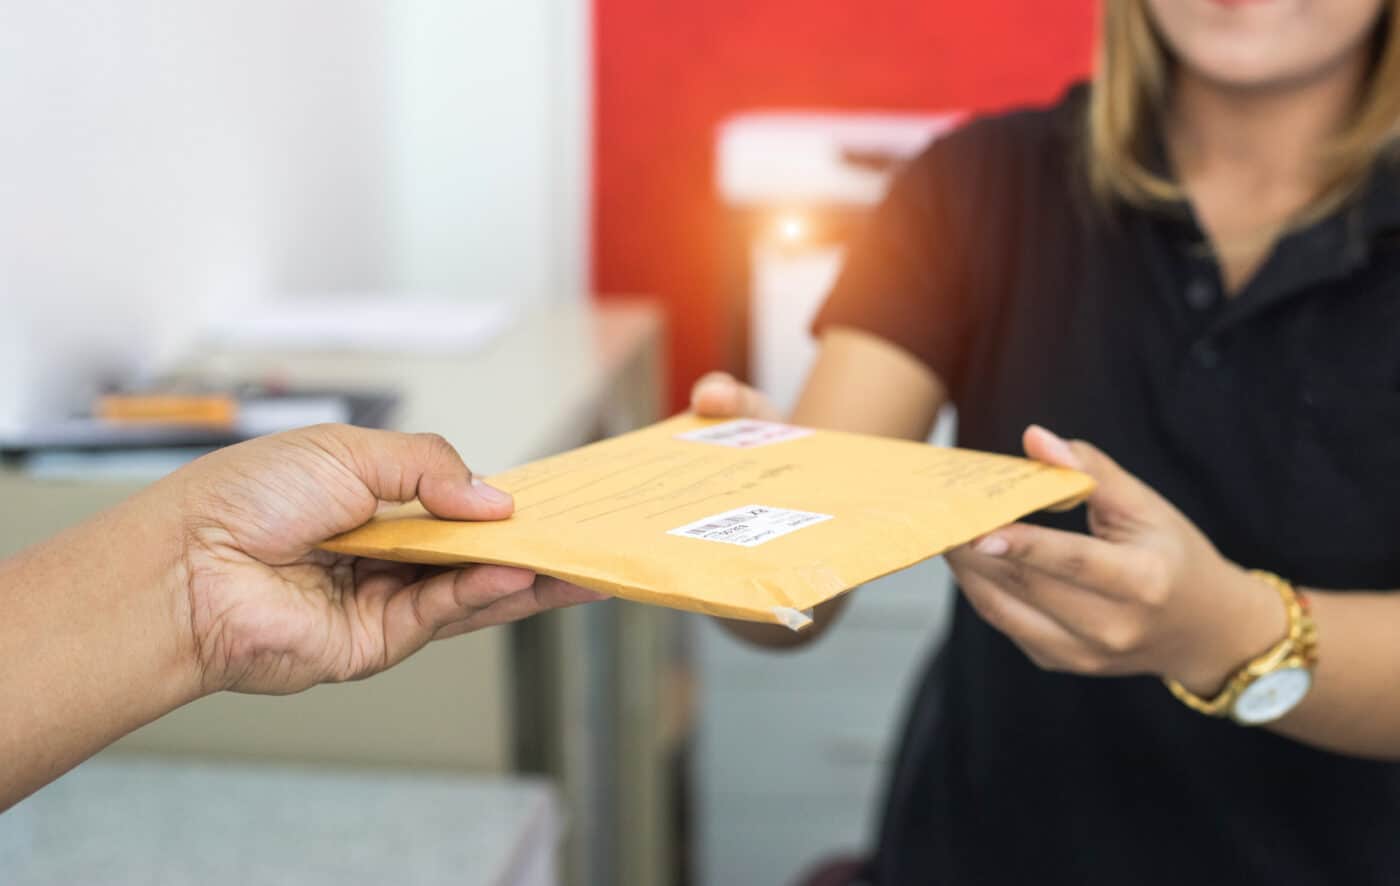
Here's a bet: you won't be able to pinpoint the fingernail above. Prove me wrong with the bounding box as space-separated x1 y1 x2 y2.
470 477 514 506
974 535 1009 557
1032 425 1080 468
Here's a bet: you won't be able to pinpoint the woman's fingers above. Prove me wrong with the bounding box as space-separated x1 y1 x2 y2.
690 372 781 420
1022 426 1165 540
691 371 741 416
971 523 1157 602
952 530 1169 668
954 565 1100 672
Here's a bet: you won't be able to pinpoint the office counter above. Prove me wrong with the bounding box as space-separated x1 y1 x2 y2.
6 757 561 886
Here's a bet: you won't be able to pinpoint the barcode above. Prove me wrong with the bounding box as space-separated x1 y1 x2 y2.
668 504 831 547
678 420 813 449
704 424 751 438
684 509 769 535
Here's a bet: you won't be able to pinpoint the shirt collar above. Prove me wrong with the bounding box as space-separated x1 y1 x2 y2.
1138 117 1400 242
1357 153 1400 237
1131 123 1400 330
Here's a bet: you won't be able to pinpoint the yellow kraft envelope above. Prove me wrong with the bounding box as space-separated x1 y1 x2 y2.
322 415 1094 628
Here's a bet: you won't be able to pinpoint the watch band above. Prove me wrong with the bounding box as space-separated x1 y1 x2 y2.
1163 570 1317 720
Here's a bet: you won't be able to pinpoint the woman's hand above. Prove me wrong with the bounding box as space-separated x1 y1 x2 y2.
947 426 1285 695
690 371 781 421
163 424 604 696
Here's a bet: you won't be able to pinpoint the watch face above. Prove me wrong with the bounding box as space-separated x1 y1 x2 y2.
1233 667 1312 725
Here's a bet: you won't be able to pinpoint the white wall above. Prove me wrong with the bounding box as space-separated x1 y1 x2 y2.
386 0 591 302
0 0 589 434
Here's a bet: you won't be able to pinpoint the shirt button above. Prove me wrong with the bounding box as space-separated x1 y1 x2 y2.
1193 340 1222 369
1184 278 1216 310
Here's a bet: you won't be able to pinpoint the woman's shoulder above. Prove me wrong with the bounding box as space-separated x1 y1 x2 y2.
901 83 1088 200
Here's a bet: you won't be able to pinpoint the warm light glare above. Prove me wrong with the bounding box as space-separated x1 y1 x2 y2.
776 213 807 244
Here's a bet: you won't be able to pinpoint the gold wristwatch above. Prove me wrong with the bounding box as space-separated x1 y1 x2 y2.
1164 570 1319 725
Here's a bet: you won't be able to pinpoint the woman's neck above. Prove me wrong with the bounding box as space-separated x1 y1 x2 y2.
1165 53 1369 293
1167 57 1367 195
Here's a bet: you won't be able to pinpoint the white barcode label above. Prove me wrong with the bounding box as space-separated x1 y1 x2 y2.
668 505 832 547
678 419 813 448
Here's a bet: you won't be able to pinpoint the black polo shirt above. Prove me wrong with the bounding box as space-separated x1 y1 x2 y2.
815 84 1400 885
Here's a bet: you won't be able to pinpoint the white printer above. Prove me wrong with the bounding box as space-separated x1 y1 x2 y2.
715 110 963 412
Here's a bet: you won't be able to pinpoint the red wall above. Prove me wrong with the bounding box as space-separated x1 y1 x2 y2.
593 1 1098 410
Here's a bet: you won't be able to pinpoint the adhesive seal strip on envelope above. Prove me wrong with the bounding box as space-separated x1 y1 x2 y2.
322 415 1095 628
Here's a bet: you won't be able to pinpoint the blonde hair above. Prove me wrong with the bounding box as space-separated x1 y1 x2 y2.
1087 0 1400 214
